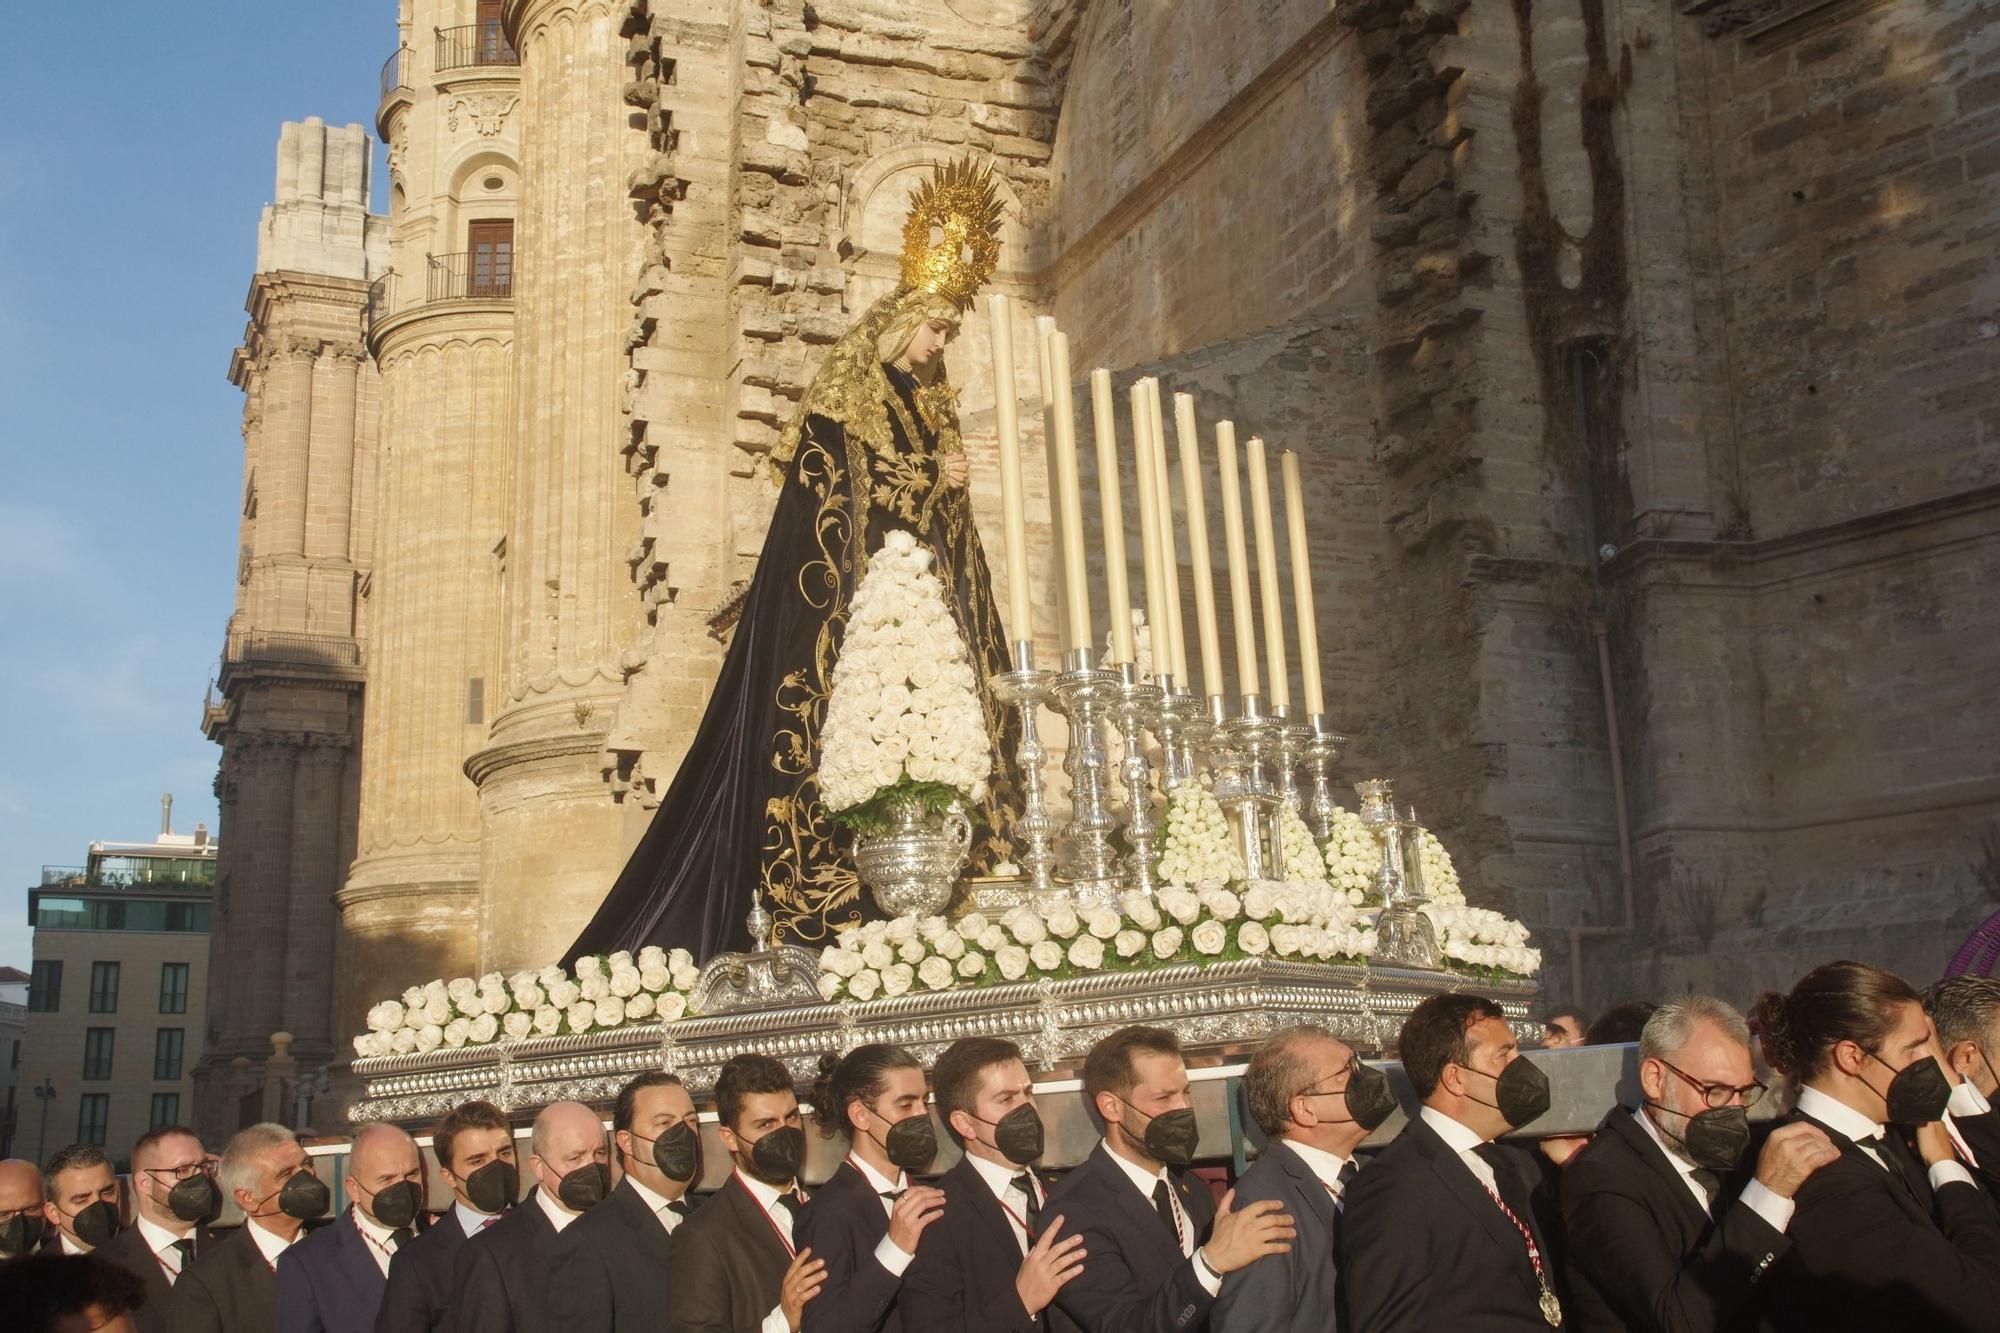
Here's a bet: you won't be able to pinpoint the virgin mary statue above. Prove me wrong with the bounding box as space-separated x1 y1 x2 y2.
569 160 1019 963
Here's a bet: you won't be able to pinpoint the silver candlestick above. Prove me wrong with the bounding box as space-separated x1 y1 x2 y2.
1272 710 1311 818
1357 781 1442 969
1303 714 1350 844
1149 680 1204 793
1214 696 1279 882
987 641 1058 898
1111 664 1162 898
1051 647 1121 904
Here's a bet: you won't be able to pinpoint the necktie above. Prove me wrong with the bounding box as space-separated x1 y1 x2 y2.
879 1189 905 1204
478 1216 498 1231
1009 1172 1042 1235
665 1198 691 1217
776 1193 804 1224
1335 1159 1359 1211
1689 1168 1722 1212
171 1237 195 1272
1150 1179 1183 1250
388 1227 414 1250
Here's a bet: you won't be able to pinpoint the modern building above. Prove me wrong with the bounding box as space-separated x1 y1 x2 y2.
20 803 215 1166
202 0 1999 1136
0 966 26 1157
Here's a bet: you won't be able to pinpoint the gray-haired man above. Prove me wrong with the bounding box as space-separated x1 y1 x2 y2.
1561 995 1839 1333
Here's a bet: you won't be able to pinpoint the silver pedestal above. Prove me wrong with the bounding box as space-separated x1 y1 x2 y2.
987 640 1058 898
1111 664 1163 898
1051 648 1121 904
1303 714 1350 845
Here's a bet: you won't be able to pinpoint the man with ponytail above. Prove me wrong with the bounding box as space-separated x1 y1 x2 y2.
1561 995 1838 1332
1754 960 2000 1331
793 1045 947 1333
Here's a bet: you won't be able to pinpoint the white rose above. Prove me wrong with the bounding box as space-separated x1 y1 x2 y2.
368 1001 405 1032
1085 908 1122 940
897 938 928 966
957 913 990 939
862 940 896 971
1199 889 1242 922
884 915 919 943
1123 896 1163 931
422 996 452 1026
977 925 1008 952
468 1013 500 1043
504 1011 534 1040
512 982 546 1010
481 989 512 1016
1044 906 1081 940
1191 920 1228 955
818 973 844 1001
1159 889 1202 926
533 1005 562 1036
995 945 1030 981
1237 921 1271 955
580 975 611 1003
845 966 880 1000
1151 926 1184 959
933 931 967 961
443 1018 471 1048
881 964 916 997
447 976 479 1003
1029 940 1064 972
820 947 860 979
352 1034 375 1058
402 986 425 1009
1114 928 1147 959
415 1023 445 1053
392 1028 418 1054
671 962 700 991
625 993 657 1020
957 951 988 979
566 1001 597 1033
575 956 604 982
610 967 642 998
595 997 626 1027
918 957 956 990
638 945 668 972
546 980 579 1010
639 966 671 993
1270 924 1303 956
1006 911 1048 947
1068 936 1105 969
536 965 565 989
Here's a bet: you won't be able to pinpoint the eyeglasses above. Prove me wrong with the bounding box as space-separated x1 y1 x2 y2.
1660 1059 1766 1109
142 1161 217 1183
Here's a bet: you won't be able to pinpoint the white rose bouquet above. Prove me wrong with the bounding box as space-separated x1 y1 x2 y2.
816 528 993 833
1155 784 1246 887
352 945 703 1058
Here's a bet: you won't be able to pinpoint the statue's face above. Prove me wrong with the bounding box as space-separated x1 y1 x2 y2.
901 319 956 369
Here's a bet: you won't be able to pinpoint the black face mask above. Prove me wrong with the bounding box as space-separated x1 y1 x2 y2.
1867 1051 1953 1125
871 1109 938 1174
368 1179 424 1230
166 1173 223 1226
968 1103 1046 1166
556 1162 611 1211
745 1125 805 1186
64 1199 119 1249
1462 1058 1552 1129
640 1122 702 1184
1116 1098 1200 1167
0 1210 45 1256
462 1159 518 1214
1648 1102 1752 1171
1310 1062 1399 1133
277 1170 331 1221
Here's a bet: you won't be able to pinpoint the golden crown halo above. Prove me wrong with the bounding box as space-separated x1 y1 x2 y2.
898 158 1005 312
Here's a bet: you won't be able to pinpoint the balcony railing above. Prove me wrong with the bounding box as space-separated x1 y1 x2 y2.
365 271 396 331
42 866 86 887
436 22 518 73
380 45 411 99
428 251 514 302
224 630 362 670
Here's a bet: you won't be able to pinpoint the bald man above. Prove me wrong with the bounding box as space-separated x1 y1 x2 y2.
0 1158 47 1258
276 1124 422 1333
445 1100 608 1333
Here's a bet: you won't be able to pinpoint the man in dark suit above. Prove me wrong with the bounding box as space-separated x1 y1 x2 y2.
42 1143 121 1256
169 1122 329 1333
1213 1025 1388 1333
795 1045 946 1333
277 1124 424 1333
1340 992 1564 1331
1045 1025 1293 1333
1758 969 2000 1332
379 1099 519 1333
1564 995 1839 1333
1925 975 2000 1177
665 1052 826 1333
548 1072 702 1332
0 1157 47 1259
97 1126 220 1333
901 1037 1086 1333
445 1099 608 1333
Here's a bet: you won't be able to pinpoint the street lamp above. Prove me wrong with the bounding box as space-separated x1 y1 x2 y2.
32 1078 56 1162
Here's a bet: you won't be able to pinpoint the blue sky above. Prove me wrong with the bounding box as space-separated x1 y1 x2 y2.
0 7 388 967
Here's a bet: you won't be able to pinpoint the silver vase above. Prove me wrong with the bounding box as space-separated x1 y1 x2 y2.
853 796 974 918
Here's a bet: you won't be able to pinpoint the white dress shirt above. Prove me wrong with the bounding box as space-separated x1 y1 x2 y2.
1101 1139 1222 1296
134 1213 193 1282
844 1152 917 1276
733 1167 806 1333
534 1186 582 1235
1420 1105 1501 1194
59 1231 91 1256
1795 1085 1975 1191
1943 1080 1990 1169
965 1149 1038 1254
454 1200 501 1238
1282 1138 1355 1208
1635 1105 1794 1232
245 1216 300 1270
352 1205 402 1277
624 1172 688 1236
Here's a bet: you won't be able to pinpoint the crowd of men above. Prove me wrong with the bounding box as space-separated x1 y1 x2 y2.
4 960 2000 1332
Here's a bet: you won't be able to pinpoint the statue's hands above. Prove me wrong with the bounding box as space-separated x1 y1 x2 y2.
943 452 970 488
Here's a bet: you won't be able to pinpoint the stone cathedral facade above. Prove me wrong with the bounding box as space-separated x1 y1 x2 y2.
196 0 2000 1132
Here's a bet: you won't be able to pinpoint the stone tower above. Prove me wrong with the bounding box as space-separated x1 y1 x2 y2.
197 117 389 1134
340 0 522 1032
